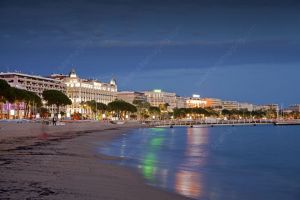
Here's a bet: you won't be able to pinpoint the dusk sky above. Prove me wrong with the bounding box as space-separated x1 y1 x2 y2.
0 0 299 105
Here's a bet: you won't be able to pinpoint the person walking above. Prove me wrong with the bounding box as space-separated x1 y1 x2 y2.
52 116 57 126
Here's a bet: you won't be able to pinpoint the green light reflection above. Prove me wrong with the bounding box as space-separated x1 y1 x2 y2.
142 153 156 181
149 128 165 132
141 135 165 181
150 137 164 147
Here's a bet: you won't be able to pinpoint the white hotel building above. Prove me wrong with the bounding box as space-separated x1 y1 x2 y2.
186 94 207 108
144 89 178 111
58 69 117 114
0 72 66 96
0 72 66 118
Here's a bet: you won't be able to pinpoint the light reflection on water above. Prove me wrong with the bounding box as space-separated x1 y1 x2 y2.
175 170 202 198
174 128 208 198
98 126 300 200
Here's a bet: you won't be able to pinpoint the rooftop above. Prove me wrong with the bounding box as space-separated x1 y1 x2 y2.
0 72 63 82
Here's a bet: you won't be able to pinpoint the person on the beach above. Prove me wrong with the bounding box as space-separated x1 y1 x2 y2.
52 116 57 126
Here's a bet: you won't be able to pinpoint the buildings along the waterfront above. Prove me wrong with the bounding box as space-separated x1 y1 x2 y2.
51 69 117 114
0 72 66 118
1 70 299 120
117 91 146 104
0 70 117 118
288 104 300 112
144 89 178 111
222 101 239 110
0 72 66 96
186 95 206 108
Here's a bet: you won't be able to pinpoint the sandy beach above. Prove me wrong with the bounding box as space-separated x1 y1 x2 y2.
0 121 190 200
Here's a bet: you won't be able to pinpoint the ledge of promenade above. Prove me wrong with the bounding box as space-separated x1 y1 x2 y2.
0 120 144 141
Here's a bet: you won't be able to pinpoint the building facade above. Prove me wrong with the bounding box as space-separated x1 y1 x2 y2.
144 89 177 111
0 72 66 118
0 72 66 97
62 69 117 114
222 101 239 110
117 91 147 104
176 96 187 109
238 102 254 111
254 104 279 112
202 98 222 108
186 95 207 108
288 104 300 112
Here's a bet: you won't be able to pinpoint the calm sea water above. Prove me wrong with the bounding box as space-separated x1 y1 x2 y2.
98 126 300 200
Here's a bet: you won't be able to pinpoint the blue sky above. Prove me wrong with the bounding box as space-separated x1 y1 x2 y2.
0 0 299 105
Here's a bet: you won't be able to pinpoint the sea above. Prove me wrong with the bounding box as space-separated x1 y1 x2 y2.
98 125 300 200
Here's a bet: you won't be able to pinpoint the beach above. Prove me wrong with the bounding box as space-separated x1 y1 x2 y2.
0 121 190 200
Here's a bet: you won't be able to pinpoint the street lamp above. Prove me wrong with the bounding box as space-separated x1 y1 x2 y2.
95 101 97 120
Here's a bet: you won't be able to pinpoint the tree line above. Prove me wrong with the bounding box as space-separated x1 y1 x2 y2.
79 99 137 120
0 79 42 118
0 79 71 119
1 79 297 120
78 99 164 120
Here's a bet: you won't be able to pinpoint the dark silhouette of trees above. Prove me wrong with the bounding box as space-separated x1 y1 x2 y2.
42 90 72 114
84 100 108 119
148 106 161 119
108 100 137 120
132 99 151 120
0 80 11 118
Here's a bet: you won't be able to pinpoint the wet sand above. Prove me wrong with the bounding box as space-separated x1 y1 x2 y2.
0 122 190 200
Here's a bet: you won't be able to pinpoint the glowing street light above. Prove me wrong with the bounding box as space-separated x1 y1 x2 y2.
10 109 15 116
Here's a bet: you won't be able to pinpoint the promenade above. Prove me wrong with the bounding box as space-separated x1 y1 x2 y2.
149 119 300 127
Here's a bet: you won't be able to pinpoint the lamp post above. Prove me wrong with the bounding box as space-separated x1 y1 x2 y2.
95 101 97 120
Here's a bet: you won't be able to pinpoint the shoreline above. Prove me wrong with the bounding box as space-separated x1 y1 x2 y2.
0 122 190 200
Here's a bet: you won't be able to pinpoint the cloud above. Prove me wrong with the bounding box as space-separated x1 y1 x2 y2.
78 38 300 49
85 39 221 47
127 67 206 78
